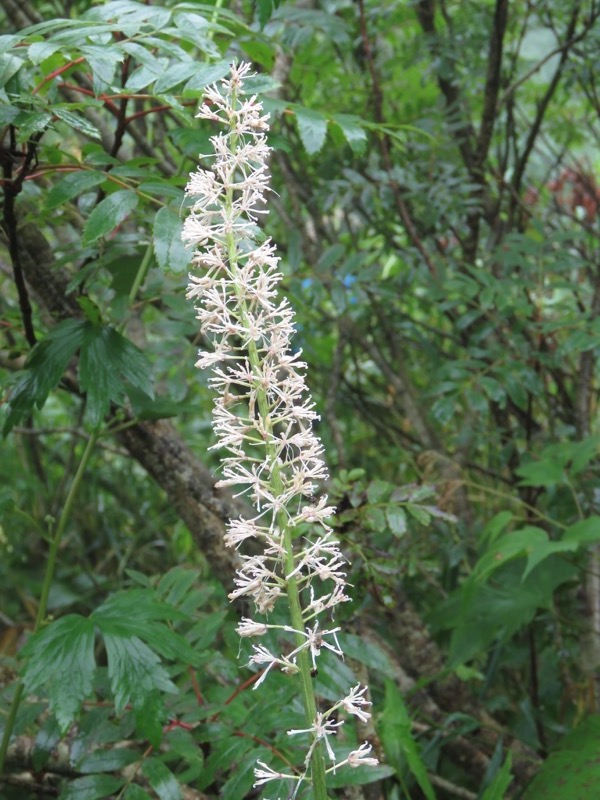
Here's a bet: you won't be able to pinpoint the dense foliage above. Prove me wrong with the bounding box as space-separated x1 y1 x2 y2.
1 0 600 798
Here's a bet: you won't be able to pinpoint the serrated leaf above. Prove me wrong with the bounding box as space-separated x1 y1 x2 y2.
153 207 192 273
13 110 52 142
142 757 182 800
78 324 154 427
53 107 101 140
32 716 61 771
102 633 177 714
28 41 62 64
220 749 257 800
294 106 328 155
82 190 138 245
93 589 196 664
47 170 106 209
331 113 367 154
135 691 165 748
380 679 435 800
59 774 124 800
22 615 96 732
3 319 86 435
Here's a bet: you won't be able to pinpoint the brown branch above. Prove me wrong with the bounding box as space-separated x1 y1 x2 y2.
475 0 509 167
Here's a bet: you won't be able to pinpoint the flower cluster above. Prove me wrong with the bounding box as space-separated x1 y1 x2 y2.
183 62 377 794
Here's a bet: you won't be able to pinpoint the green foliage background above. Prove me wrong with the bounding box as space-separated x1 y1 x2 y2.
1 0 600 798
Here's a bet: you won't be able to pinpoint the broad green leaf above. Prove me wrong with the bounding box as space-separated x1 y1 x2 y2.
153 207 192 273
516 458 565 487
59 775 124 800
473 526 549 581
183 59 231 92
82 190 138 245
337 633 396 678
134 691 165 748
522 716 600 800
380 679 435 800
46 170 106 209
562 516 600 546
386 506 407 536
327 759 395 788
77 747 140 773
22 615 96 732
53 107 102 140
154 62 198 94
331 113 367 154
78 324 154 428
294 106 328 155
28 41 61 64
142 757 182 800
124 786 153 800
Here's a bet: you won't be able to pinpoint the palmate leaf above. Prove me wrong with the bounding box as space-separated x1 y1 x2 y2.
21 615 96 733
79 324 154 428
2 318 87 435
20 585 198 734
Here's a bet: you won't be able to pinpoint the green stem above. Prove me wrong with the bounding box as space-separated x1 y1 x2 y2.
0 432 98 774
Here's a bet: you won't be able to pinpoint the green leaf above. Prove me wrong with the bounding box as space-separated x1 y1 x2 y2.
522 716 600 800
53 107 102 140
294 106 328 155
563 516 600 546
480 753 513 800
183 59 231 92
380 679 435 800
142 757 182 800
220 749 257 800
78 324 154 428
76 747 140 774
102 633 177 714
47 170 106 209
386 506 407 537
154 61 198 94
516 458 565 487
331 113 367 154
124 787 153 800
3 319 87 435
59 775 124 800
93 589 197 663
153 207 192 273
327 760 395 788
22 615 96 732
82 190 138 245
473 526 550 582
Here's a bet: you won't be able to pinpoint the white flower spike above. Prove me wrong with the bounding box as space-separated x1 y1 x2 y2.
183 61 377 797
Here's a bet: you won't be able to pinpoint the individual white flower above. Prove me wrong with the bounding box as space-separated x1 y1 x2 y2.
236 617 268 637
288 712 344 762
340 684 372 723
347 742 379 768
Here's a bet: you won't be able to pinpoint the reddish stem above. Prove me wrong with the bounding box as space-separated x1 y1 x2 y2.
188 666 205 706
32 57 86 95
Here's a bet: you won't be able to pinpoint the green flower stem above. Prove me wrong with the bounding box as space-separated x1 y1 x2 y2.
0 431 98 774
